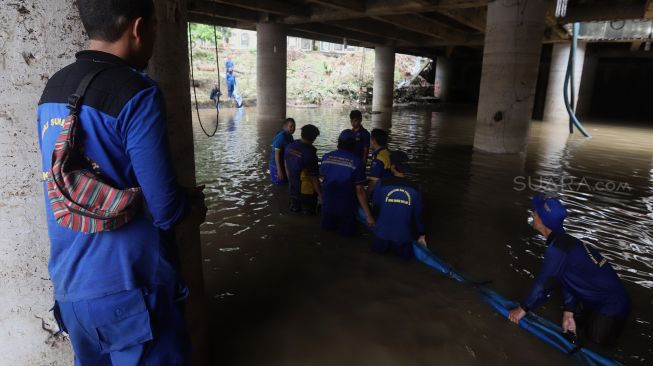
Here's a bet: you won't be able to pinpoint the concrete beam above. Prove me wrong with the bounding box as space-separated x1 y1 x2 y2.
188 1 262 23
188 12 256 30
646 0 653 18
328 18 435 45
560 3 645 23
305 0 366 12
630 41 643 52
374 14 469 43
210 0 310 17
284 0 490 24
293 23 388 45
436 7 486 32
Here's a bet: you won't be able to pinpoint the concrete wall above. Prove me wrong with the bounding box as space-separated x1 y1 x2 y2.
0 1 82 364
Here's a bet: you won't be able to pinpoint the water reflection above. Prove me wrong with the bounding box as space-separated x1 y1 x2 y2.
193 106 652 364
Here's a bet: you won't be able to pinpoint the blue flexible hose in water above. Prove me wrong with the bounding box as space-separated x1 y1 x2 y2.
564 22 591 138
412 243 619 365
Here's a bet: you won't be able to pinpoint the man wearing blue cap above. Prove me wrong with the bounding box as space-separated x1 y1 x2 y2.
320 130 375 235
371 151 427 259
508 194 631 345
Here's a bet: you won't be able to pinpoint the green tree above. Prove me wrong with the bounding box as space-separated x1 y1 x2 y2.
189 23 232 47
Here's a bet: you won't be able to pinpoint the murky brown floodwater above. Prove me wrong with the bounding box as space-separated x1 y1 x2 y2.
193 106 652 365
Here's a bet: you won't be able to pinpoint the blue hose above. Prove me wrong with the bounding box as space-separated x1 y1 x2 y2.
412 242 619 365
564 22 591 138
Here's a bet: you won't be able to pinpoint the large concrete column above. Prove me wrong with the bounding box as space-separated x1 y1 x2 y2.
474 0 548 154
0 2 84 364
372 46 396 112
435 56 451 103
256 22 287 121
576 54 598 117
543 42 586 122
148 0 209 364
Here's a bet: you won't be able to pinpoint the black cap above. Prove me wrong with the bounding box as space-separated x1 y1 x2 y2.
390 150 410 173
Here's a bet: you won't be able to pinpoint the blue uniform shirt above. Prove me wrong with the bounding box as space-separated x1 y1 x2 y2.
284 140 319 196
320 149 366 215
369 146 392 181
270 130 294 166
372 176 425 244
37 51 189 302
225 59 234 71
522 232 631 317
226 72 236 87
352 127 370 161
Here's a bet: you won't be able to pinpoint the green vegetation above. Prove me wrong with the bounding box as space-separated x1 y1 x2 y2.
188 26 424 107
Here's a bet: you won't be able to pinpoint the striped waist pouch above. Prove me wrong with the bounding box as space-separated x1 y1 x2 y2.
45 64 142 233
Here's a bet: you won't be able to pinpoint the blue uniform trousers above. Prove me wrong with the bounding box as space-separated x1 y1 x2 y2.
53 285 191 366
372 237 414 260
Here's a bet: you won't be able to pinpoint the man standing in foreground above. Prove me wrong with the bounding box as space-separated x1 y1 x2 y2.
269 118 296 185
508 195 630 346
284 124 322 214
37 0 206 364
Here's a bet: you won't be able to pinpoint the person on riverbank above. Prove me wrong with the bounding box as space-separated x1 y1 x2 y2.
320 130 374 236
269 118 296 185
508 195 631 346
37 0 207 363
225 55 234 72
209 82 221 110
285 124 322 214
350 110 370 167
367 128 392 195
226 69 236 99
371 151 426 259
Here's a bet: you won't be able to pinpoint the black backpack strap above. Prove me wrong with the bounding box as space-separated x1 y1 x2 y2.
67 63 115 115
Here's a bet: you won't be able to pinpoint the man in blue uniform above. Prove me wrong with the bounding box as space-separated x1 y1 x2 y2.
350 110 370 167
209 82 221 110
320 130 375 236
368 128 392 195
36 0 206 364
508 195 631 345
226 69 236 99
372 151 427 259
225 55 234 72
284 124 322 214
269 118 296 185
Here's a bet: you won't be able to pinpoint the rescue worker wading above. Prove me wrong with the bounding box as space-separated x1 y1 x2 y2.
372 151 427 259
36 1 206 364
284 124 322 214
320 130 375 236
508 195 631 346
269 118 296 185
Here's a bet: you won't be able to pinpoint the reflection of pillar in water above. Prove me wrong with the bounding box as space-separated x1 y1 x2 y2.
460 151 528 283
371 112 392 130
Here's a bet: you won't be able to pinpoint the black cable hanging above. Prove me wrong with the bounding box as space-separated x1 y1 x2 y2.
188 22 219 137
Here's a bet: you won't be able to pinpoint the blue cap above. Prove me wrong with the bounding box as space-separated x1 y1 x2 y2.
339 129 355 142
531 194 567 233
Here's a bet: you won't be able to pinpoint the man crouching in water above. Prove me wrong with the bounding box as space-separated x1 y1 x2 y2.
508 195 631 346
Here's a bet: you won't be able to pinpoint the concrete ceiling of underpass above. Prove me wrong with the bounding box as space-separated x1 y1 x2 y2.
187 0 653 58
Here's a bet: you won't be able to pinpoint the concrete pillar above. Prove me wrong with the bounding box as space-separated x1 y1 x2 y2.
148 0 209 364
474 0 548 154
256 23 287 121
0 2 85 364
372 46 396 112
543 42 586 122
435 56 451 103
576 54 598 118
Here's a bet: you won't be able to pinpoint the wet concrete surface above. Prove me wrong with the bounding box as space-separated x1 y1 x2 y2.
192 106 652 365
